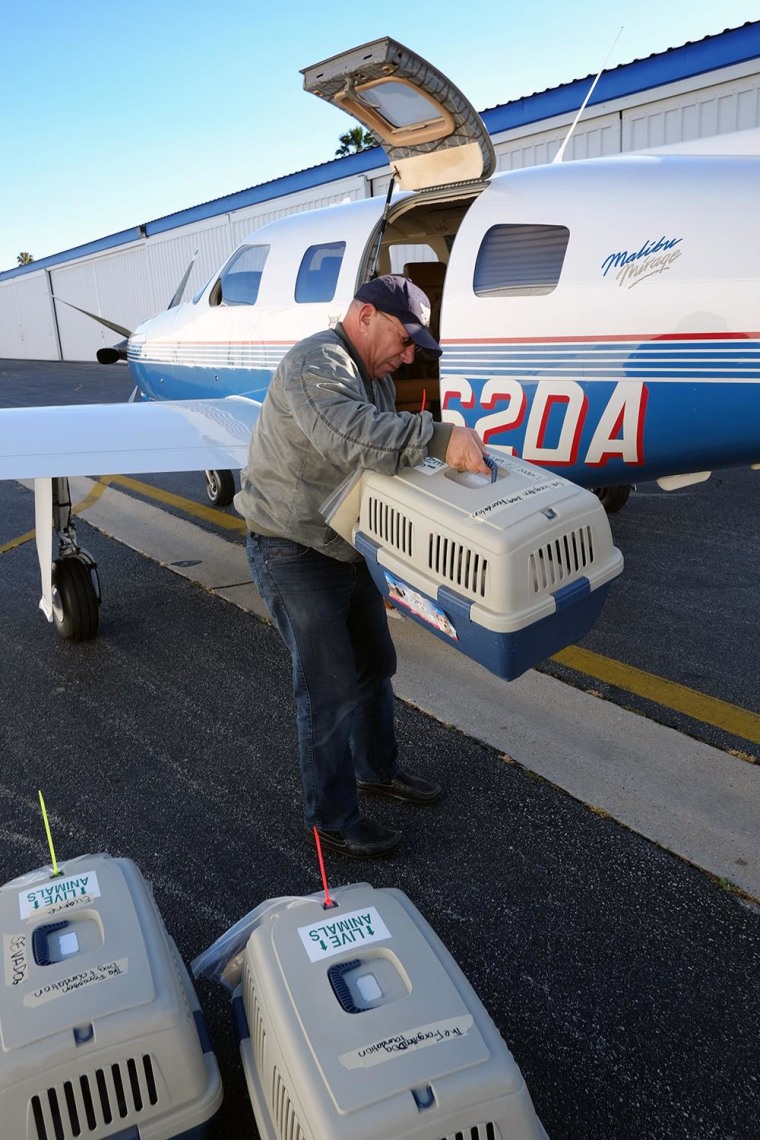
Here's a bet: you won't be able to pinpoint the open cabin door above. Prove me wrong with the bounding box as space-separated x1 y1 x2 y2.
301 37 495 192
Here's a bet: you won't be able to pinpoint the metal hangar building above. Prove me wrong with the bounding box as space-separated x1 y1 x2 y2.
1 21 759 363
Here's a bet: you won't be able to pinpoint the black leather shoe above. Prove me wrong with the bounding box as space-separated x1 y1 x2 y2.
357 769 442 804
308 817 401 858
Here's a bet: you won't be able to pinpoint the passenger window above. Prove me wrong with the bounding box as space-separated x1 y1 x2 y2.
473 225 569 297
295 242 346 303
218 244 270 306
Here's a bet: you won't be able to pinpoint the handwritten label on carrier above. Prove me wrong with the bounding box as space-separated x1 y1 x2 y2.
298 906 391 962
3 933 29 987
22 958 128 1008
339 1014 474 1069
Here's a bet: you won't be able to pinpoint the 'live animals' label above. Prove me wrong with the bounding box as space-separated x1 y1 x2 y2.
19 871 101 920
298 906 391 962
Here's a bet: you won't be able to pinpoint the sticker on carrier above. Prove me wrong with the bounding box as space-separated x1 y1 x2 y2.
384 573 457 639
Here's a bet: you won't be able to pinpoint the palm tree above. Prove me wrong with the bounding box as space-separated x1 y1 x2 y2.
335 127 377 157
17 252 34 265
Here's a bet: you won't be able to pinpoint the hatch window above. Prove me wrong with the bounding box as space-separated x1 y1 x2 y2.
473 225 569 297
295 242 346 303
217 244 270 306
356 81 451 135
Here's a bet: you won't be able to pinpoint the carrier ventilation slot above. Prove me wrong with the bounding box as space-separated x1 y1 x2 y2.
428 534 488 598
31 1055 160 1138
271 1068 305 1140
439 1123 498 1140
529 525 595 594
367 496 413 555
245 970 267 1072
168 944 193 1019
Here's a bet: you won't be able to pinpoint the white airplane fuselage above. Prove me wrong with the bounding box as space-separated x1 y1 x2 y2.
125 153 760 490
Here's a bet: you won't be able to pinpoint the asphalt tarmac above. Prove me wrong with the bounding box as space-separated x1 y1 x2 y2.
2 358 760 1138
1 480 760 1139
4 357 757 764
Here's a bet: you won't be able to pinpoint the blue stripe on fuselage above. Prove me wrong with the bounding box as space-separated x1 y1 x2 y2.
127 344 760 487
128 361 275 401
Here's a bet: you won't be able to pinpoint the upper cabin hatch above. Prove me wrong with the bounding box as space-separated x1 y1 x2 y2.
301 37 496 192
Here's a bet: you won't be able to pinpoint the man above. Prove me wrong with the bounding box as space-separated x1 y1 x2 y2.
235 275 490 858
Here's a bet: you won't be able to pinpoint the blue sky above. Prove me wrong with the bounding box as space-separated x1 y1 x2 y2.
1 0 757 272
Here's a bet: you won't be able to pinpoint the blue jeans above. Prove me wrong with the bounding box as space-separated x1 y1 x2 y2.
246 534 399 829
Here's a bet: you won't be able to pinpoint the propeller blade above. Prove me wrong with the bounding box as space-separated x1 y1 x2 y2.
54 298 132 339
167 249 199 308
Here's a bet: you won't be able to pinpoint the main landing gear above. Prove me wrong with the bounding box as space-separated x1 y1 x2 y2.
47 478 101 641
204 469 236 508
591 484 633 514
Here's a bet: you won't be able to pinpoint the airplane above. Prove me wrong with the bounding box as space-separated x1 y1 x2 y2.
1 36 758 646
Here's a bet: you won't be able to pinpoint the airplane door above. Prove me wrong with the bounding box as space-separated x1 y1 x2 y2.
302 38 496 192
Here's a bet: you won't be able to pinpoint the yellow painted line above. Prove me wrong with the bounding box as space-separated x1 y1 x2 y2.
104 475 247 533
553 645 760 747
0 477 115 552
74 476 115 512
0 529 36 554
1 471 245 552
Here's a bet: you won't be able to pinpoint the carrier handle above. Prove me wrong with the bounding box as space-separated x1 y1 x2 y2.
328 958 368 1014
32 920 70 966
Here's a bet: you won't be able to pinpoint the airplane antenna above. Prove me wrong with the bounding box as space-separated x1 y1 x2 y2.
312 827 338 909
553 27 623 164
38 789 63 877
364 174 396 280
168 249 199 308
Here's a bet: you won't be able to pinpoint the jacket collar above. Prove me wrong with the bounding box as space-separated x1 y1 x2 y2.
333 322 376 401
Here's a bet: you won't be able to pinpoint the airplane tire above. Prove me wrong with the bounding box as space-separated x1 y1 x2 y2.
51 558 99 641
205 469 235 508
592 485 632 514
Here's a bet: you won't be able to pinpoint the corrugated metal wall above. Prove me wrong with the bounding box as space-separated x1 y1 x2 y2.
2 53 759 363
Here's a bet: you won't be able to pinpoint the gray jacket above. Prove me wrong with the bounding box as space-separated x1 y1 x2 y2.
234 324 452 561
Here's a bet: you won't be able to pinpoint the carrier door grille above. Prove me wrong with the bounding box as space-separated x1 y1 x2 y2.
271 1068 305 1140
245 970 267 1072
439 1123 499 1140
30 1055 160 1138
529 525 594 594
367 496 413 555
429 534 488 598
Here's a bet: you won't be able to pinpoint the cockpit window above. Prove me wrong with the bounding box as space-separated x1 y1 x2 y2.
474 225 569 297
295 242 346 303
218 244 270 306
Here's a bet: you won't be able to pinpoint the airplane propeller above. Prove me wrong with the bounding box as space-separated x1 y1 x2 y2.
53 300 131 363
53 250 199 365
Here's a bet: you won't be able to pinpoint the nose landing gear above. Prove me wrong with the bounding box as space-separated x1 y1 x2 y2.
591 484 632 514
204 469 235 508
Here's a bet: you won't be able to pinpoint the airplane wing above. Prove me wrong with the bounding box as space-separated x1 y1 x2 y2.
0 396 260 481
0 395 261 635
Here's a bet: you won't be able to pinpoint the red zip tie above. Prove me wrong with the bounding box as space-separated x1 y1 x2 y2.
313 827 336 908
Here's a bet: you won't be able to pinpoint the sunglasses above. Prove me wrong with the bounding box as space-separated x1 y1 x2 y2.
377 310 416 351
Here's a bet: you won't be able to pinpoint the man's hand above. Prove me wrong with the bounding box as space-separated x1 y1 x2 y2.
444 426 491 476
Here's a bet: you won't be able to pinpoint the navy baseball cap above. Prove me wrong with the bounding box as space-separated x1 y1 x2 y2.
355 274 442 357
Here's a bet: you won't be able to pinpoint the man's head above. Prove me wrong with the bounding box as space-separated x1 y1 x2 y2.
343 274 441 380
